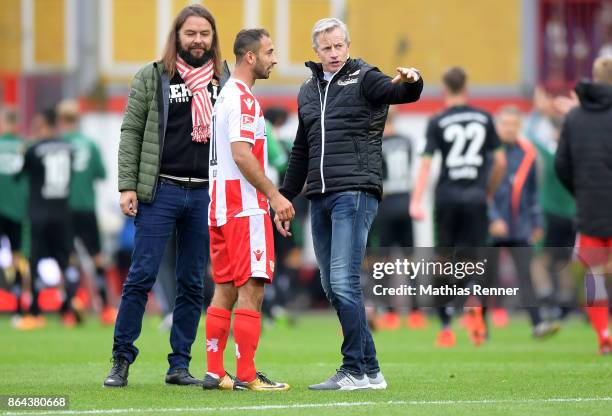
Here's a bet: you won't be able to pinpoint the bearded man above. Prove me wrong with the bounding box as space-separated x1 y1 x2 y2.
104 4 227 388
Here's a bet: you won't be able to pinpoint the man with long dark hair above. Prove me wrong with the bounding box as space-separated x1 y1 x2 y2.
104 4 228 388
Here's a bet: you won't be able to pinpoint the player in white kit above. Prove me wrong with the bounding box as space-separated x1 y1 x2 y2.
203 28 294 392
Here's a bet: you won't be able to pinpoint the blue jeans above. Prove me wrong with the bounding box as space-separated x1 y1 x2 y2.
112 180 209 372
310 191 380 376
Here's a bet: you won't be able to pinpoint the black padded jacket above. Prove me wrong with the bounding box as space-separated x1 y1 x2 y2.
555 80 612 237
281 58 423 201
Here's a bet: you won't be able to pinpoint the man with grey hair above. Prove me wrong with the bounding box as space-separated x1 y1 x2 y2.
279 17 423 390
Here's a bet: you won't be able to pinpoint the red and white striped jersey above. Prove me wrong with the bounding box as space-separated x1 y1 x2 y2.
208 78 269 227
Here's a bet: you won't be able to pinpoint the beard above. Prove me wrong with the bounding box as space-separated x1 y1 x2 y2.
254 60 271 80
178 44 213 67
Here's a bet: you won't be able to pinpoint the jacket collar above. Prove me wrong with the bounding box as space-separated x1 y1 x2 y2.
305 58 360 81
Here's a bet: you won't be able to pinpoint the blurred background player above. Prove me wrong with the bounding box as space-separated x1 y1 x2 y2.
57 99 116 325
555 56 612 355
261 110 293 326
488 105 560 339
15 109 76 330
410 66 507 347
524 88 577 321
263 105 309 327
369 107 427 330
0 106 29 319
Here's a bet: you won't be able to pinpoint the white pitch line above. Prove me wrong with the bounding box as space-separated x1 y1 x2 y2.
3 397 612 416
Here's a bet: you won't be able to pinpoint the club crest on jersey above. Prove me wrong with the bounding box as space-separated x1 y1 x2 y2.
253 249 264 261
243 97 254 110
241 114 256 132
206 338 219 352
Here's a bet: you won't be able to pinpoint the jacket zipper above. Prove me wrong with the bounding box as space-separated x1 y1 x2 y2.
317 63 346 194
316 83 326 193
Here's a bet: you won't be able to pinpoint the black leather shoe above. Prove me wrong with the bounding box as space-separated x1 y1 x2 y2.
165 368 203 386
103 357 130 387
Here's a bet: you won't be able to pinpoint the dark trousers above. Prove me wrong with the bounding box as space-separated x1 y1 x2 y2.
112 181 210 371
488 241 541 327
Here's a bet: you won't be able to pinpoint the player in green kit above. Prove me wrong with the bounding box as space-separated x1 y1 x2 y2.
0 106 29 321
57 100 116 325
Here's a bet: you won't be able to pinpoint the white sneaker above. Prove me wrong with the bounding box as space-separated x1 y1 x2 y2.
367 371 387 390
309 369 371 391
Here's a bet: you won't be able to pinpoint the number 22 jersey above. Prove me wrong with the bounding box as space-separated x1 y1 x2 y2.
423 105 501 204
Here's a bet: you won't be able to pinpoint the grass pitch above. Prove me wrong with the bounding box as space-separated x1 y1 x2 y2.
1 313 611 415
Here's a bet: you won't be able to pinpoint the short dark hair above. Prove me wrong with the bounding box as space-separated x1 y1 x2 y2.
40 108 57 128
442 66 467 94
234 28 270 62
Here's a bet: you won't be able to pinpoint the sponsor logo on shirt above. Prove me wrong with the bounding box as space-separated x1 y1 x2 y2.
241 114 256 132
169 83 218 103
337 77 358 86
243 97 254 110
169 83 193 104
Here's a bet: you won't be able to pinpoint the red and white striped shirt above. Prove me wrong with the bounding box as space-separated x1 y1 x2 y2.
208 78 269 227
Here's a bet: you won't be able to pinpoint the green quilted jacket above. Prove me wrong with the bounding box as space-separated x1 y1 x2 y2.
118 61 229 202
118 61 165 202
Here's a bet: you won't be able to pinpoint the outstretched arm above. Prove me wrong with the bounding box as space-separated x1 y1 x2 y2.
362 67 423 106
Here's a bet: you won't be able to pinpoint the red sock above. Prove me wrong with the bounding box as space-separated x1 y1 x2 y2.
233 309 261 382
586 300 610 344
205 307 231 377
